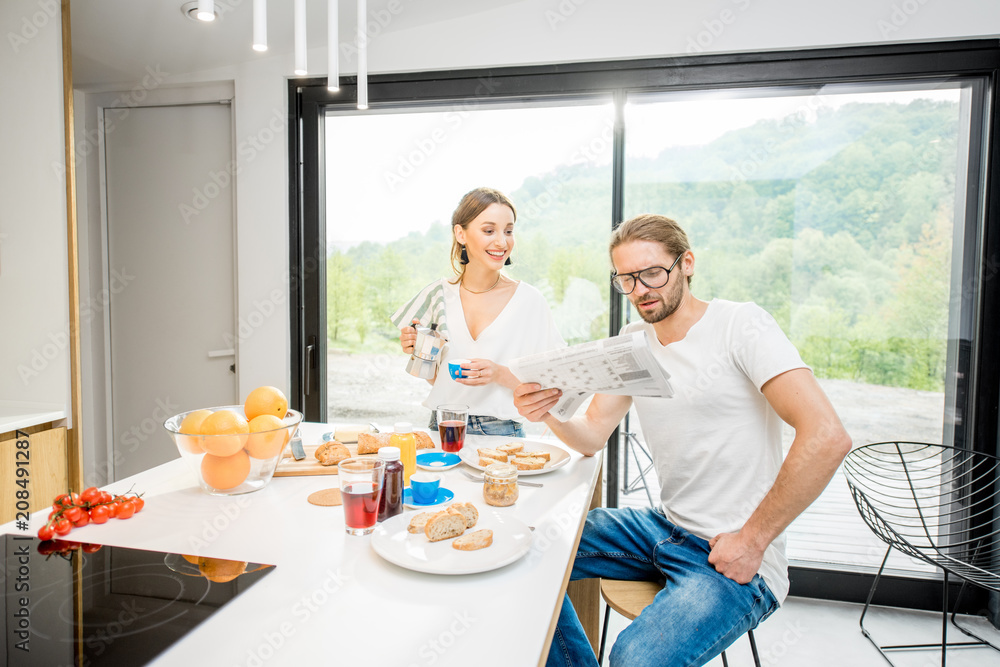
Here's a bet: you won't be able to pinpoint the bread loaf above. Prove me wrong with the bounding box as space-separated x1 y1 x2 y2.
424 508 467 542
314 441 350 466
452 529 493 551
358 430 435 454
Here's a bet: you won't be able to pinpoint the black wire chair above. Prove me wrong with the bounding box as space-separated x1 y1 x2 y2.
843 441 1000 666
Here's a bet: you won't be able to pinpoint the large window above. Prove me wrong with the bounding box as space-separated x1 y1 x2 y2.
291 40 1000 608
322 101 614 431
620 82 973 575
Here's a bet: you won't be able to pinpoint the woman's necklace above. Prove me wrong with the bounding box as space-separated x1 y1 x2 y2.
461 274 502 294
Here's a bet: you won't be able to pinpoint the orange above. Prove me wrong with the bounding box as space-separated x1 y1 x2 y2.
199 409 249 457
200 450 251 490
246 414 288 460
182 554 200 565
244 386 288 422
198 557 247 583
176 409 212 454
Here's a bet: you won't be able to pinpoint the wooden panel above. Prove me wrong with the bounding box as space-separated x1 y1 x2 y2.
0 425 68 524
567 459 604 655
534 457 605 664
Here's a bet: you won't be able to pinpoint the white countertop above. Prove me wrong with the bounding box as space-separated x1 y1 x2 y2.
0 400 66 433
5 422 601 667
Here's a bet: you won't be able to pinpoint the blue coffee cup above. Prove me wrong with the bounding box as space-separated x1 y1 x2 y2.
409 472 441 504
448 359 470 380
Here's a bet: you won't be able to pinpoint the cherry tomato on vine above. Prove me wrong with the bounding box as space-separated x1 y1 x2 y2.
64 507 84 523
71 513 90 528
53 517 72 536
90 505 110 524
82 543 102 553
98 491 112 504
117 501 136 520
132 497 145 513
80 487 100 504
38 524 54 541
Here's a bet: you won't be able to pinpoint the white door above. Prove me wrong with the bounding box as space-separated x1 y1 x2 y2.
104 103 237 480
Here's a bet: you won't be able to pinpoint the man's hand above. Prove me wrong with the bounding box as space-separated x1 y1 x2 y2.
513 383 562 422
708 531 766 585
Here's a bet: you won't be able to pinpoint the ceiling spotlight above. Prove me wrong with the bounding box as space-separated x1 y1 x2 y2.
180 2 217 22
196 0 216 21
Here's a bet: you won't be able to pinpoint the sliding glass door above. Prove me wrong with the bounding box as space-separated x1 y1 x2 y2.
619 81 979 576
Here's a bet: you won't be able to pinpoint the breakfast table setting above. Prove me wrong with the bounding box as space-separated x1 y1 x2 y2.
2 417 602 666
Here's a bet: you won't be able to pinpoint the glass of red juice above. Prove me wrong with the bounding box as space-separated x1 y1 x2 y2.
436 404 469 453
338 458 385 535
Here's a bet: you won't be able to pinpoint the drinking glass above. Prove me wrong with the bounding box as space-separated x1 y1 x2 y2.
339 458 385 535
436 404 468 453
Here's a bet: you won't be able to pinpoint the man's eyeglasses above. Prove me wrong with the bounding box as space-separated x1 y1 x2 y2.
611 253 683 295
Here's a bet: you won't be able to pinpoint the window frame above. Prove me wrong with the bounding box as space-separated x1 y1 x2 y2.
289 39 1000 612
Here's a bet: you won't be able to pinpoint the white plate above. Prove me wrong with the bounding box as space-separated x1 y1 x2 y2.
459 439 571 476
371 510 533 575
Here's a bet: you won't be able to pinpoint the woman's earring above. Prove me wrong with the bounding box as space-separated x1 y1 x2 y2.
504 256 512 266
460 246 469 265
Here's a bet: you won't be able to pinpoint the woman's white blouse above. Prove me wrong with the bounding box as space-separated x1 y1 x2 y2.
423 279 565 421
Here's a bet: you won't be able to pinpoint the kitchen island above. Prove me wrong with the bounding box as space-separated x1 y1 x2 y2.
3 422 602 666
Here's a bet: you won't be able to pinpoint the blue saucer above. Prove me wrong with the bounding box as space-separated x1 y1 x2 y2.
416 452 462 471
403 486 454 508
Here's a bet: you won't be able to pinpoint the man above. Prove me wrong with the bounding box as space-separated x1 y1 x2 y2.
514 214 852 667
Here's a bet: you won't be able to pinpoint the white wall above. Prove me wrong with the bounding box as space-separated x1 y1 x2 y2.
0 0 69 413
72 0 1000 481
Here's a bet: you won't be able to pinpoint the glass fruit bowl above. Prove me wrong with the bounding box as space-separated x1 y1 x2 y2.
164 405 303 496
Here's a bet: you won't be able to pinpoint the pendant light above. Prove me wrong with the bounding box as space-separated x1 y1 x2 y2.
357 0 367 109
294 0 307 75
252 0 267 52
196 0 215 21
328 0 339 91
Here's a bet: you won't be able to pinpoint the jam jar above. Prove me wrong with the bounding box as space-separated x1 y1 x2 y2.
483 462 519 507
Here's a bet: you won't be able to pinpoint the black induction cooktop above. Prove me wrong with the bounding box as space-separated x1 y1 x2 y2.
2 534 274 666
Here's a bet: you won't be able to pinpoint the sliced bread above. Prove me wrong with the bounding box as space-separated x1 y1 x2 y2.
452 529 493 551
449 502 478 529
424 508 467 542
513 456 547 471
477 447 507 462
407 511 435 534
497 442 524 456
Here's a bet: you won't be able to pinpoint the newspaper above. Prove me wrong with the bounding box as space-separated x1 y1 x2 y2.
508 331 673 421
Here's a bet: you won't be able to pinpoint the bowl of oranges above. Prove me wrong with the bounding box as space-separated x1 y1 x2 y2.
164 386 302 496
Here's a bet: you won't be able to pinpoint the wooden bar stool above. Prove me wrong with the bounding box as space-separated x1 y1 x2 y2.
598 579 762 666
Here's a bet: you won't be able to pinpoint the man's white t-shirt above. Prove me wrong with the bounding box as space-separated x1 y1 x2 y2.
624 299 807 604
425 279 565 421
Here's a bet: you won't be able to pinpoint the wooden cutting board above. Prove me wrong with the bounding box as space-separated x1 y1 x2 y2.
272 443 377 477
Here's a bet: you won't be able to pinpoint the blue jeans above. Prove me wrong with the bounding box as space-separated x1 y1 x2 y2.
427 413 525 438
548 507 779 667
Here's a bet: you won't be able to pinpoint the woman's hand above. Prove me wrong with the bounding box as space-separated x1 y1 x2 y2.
399 319 419 354
455 358 517 389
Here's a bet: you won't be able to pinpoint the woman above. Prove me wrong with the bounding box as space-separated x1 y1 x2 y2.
397 187 564 437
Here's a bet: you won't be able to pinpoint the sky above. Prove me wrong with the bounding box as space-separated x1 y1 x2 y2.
325 83 962 250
